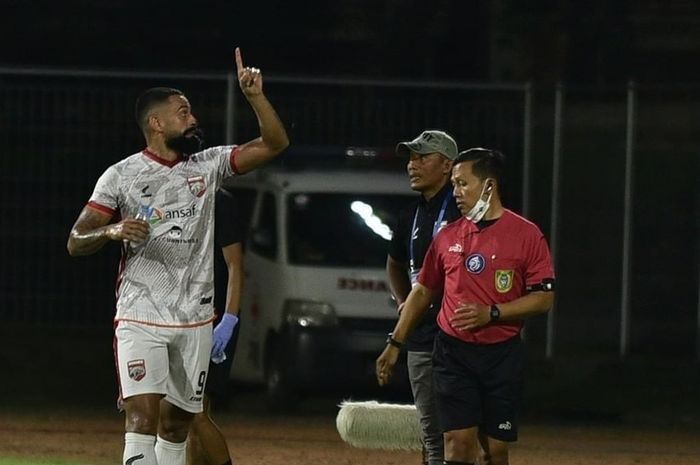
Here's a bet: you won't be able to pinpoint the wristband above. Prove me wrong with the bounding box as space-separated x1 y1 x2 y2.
386 332 404 349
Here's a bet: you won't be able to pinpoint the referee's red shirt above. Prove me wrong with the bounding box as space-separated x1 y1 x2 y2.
418 209 555 344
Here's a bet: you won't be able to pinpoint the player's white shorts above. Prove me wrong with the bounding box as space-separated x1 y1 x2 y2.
115 320 212 414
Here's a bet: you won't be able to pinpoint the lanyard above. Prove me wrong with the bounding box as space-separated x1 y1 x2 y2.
409 190 452 270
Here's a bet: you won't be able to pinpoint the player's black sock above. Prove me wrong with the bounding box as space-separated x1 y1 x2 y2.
442 461 474 465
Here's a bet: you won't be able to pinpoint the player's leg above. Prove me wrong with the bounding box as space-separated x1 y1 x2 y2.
188 319 240 465
407 350 443 465
116 321 170 465
121 394 162 465
479 336 524 465
159 323 213 465
188 395 231 465
186 418 205 465
158 399 195 465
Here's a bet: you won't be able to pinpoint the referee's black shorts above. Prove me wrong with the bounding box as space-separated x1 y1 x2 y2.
433 330 523 442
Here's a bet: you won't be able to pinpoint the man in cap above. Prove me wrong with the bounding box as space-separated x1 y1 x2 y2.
386 130 462 465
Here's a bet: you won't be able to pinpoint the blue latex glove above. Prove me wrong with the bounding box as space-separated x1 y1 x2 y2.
211 313 239 363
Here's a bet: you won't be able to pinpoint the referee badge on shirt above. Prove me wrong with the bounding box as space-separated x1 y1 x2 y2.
187 175 206 198
495 269 514 293
465 254 485 274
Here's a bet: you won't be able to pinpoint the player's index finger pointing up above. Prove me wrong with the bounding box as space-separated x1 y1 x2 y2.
235 47 244 72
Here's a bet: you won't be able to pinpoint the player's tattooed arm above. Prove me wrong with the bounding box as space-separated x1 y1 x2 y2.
67 207 149 256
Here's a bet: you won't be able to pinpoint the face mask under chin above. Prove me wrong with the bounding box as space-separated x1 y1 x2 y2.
465 181 493 223
165 127 204 157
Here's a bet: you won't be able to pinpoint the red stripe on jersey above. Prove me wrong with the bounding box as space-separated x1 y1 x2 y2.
229 146 241 174
114 315 216 328
113 327 123 408
115 243 128 300
87 201 116 217
142 148 182 167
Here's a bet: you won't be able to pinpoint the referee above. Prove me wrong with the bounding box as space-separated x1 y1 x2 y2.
378 148 555 465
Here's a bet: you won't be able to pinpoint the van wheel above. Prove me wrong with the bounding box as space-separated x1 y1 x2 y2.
265 347 298 412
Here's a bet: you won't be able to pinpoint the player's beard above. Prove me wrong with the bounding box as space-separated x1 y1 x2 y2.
165 127 204 157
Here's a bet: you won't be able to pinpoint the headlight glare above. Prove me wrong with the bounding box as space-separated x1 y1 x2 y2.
283 300 338 327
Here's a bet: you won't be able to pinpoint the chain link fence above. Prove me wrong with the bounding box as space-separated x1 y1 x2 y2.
1 68 697 360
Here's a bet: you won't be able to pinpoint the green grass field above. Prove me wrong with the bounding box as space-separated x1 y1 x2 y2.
0 459 98 465
2 325 700 465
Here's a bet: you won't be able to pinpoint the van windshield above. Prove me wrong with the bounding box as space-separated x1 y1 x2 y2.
287 193 413 267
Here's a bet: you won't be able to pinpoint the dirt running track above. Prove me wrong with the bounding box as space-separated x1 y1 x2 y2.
2 407 700 465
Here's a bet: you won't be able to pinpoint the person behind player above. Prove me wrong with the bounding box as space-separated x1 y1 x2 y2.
376 148 555 465
187 187 243 465
67 48 289 465
388 130 461 465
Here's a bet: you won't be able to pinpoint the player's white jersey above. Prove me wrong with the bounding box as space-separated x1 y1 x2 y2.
88 146 239 326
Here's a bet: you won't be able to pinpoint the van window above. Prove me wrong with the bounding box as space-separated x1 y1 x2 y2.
251 192 277 259
287 193 412 267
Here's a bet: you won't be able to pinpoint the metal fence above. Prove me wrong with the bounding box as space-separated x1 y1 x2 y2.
524 84 700 361
0 67 697 361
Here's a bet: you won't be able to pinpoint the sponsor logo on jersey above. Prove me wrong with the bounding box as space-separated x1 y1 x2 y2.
158 225 199 244
168 226 183 239
448 243 463 253
147 208 164 225
337 277 389 292
495 270 514 293
465 253 485 274
164 205 196 220
127 359 146 381
187 175 206 197
189 395 203 402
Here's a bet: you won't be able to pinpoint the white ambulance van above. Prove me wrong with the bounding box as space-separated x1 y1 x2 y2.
225 149 414 409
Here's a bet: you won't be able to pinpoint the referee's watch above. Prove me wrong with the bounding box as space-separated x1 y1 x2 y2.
489 305 501 322
386 332 404 349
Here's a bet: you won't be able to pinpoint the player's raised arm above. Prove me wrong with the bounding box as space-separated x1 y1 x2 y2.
232 47 289 174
